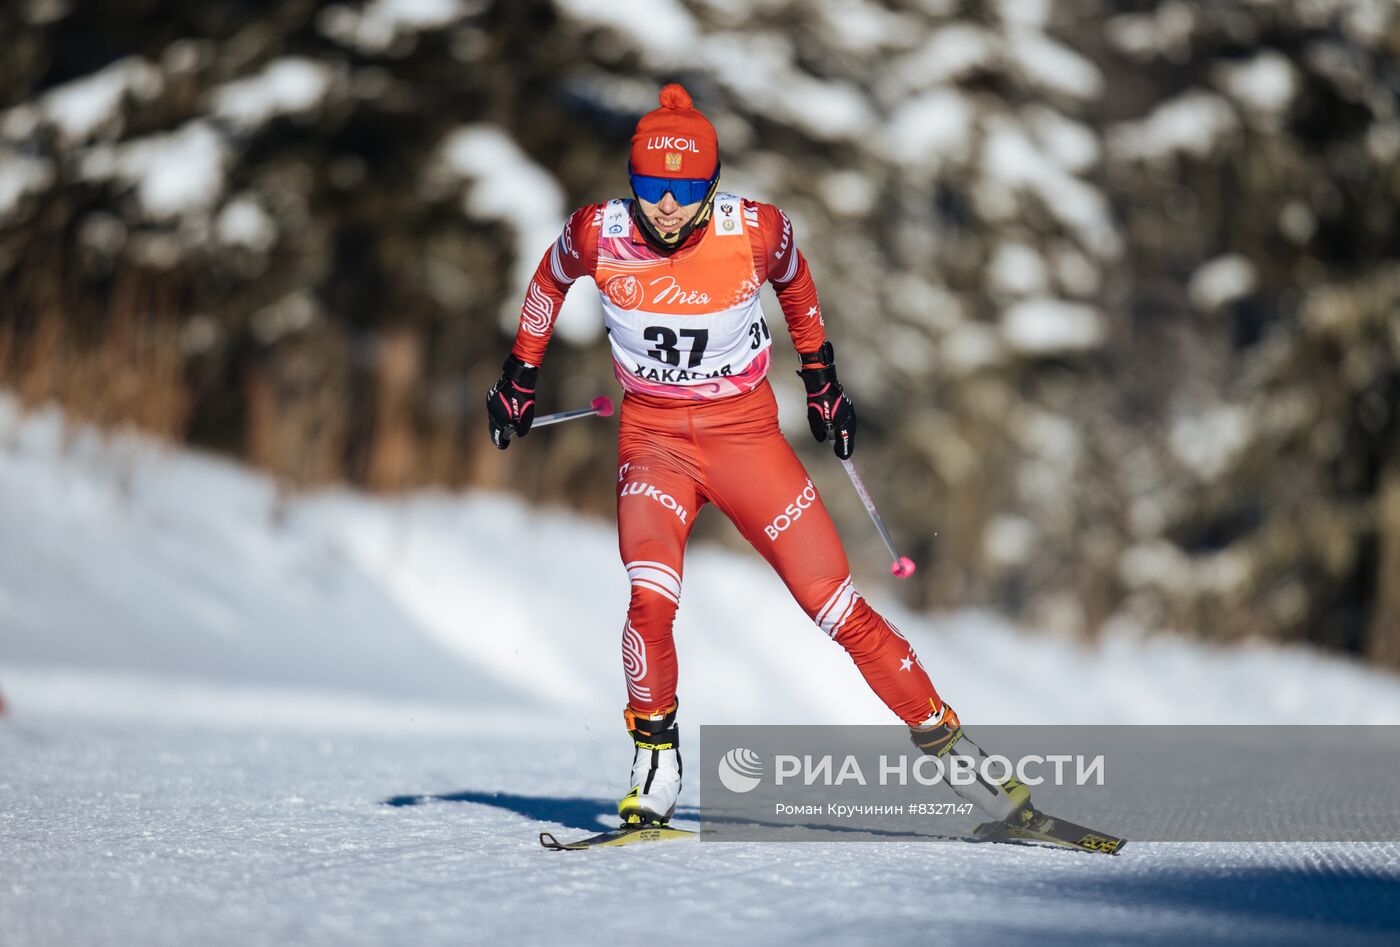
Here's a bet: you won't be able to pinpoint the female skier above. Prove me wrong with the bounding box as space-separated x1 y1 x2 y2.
487 84 1027 828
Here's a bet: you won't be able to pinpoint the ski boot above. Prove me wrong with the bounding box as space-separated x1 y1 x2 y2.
910 703 1031 823
618 701 682 826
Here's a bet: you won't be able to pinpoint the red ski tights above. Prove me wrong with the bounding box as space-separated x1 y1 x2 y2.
615 381 942 727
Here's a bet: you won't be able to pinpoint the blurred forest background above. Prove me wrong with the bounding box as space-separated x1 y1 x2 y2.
2 0 1397 666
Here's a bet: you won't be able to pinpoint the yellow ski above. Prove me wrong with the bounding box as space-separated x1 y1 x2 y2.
539 825 696 850
974 808 1127 855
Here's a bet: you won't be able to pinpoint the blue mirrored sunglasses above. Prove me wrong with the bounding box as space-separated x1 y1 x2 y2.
628 168 717 205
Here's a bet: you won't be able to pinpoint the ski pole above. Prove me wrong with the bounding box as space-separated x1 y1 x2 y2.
531 395 614 428
840 458 916 579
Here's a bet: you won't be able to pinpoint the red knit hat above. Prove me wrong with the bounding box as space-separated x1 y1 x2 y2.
629 84 719 179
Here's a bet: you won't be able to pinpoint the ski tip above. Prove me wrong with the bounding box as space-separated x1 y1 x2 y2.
539 832 563 850
891 556 916 579
592 395 615 417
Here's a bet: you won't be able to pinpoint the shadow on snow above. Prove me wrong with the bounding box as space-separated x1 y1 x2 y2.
380 788 967 841
1037 865 1400 940
381 788 700 833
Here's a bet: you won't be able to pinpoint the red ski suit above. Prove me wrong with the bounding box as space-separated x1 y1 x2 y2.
513 195 943 727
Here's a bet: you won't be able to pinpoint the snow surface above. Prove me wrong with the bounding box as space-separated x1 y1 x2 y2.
4 395 1400 945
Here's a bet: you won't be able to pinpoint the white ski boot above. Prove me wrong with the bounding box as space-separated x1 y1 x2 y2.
910 703 1031 822
618 701 682 826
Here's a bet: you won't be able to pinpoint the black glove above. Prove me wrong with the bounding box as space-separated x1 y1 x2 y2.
486 354 539 450
798 341 856 459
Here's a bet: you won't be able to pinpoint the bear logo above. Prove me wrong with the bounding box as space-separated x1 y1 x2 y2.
605 275 644 310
